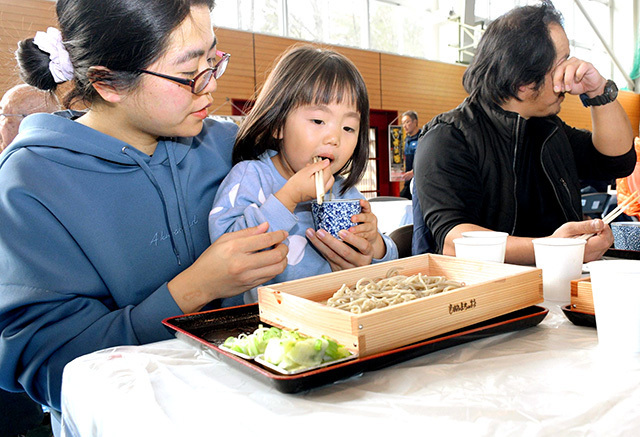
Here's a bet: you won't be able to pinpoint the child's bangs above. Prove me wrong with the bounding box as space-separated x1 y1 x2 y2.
305 70 363 113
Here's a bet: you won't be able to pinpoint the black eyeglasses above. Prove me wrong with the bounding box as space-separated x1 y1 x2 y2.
137 50 230 94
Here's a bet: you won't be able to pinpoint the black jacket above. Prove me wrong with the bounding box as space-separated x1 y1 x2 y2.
413 98 636 254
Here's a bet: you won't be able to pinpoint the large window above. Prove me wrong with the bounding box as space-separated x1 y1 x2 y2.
473 0 635 90
213 0 637 91
213 0 467 64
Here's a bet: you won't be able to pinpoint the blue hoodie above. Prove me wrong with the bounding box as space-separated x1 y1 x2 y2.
0 111 237 411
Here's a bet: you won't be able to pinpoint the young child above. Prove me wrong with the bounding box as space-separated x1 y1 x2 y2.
209 44 398 304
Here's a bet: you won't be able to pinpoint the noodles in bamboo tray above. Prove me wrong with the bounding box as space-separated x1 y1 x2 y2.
326 270 465 314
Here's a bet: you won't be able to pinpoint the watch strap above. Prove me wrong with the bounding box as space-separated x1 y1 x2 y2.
580 80 617 107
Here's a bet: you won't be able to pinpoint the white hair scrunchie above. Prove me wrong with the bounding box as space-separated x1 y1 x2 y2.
33 27 74 83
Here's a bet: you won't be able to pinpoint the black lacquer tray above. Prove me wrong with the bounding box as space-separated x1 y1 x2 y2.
163 304 548 393
562 305 596 328
605 248 640 260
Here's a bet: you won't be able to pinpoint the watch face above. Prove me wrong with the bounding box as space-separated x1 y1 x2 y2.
605 80 618 99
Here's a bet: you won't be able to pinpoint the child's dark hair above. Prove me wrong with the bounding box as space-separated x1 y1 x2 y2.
15 0 215 108
234 44 370 195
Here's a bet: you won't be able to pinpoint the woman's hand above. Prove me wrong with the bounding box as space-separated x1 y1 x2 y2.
551 219 613 262
347 199 386 259
305 227 375 271
168 222 288 313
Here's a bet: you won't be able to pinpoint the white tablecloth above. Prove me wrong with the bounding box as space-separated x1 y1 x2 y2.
60 303 640 436
370 199 413 234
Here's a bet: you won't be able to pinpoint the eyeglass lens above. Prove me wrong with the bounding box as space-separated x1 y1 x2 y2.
194 70 214 94
193 52 229 93
213 54 229 79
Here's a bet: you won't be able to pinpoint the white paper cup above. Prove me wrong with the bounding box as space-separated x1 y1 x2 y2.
588 260 640 354
453 237 506 263
461 231 508 262
532 238 586 304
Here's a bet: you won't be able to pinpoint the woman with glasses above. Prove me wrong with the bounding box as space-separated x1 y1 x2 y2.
0 0 288 432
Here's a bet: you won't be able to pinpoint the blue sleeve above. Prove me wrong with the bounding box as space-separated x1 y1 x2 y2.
209 161 298 242
375 233 399 262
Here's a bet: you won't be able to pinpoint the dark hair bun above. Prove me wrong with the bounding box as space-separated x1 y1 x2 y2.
16 38 58 91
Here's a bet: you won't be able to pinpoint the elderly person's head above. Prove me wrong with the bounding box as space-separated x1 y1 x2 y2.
0 84 59 151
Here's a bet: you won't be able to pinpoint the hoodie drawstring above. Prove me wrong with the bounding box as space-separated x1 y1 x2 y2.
165 142 196 263
121 146 183 266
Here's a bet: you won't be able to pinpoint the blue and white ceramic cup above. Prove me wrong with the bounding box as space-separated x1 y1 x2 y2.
611 222 640 251
311 199 361 238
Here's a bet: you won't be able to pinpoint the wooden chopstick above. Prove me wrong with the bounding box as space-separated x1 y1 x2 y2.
313 156 324 204
602 190 639 224
577 190 639 240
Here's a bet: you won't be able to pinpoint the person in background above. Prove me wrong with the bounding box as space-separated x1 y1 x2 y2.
413 2 635 265
0 83 60 436
399 110 419 199
209 45 397 305
0 83 59 152
615 136 640 219
0 1 288 434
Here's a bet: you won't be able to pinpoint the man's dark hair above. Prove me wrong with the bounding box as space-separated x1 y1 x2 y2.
462 2 564 104
402 110 418 122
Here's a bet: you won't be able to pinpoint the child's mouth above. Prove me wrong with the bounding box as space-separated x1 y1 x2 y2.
315 155 335 164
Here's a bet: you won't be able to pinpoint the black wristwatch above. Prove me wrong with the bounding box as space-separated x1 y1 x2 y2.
580 79 618 107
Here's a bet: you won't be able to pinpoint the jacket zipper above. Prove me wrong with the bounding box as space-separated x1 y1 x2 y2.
560 177 581 219
539 126 579 221
511 115 522 235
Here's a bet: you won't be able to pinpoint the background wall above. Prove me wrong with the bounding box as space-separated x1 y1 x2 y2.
1 0 639 137
0 0 56 92
213 27 640 137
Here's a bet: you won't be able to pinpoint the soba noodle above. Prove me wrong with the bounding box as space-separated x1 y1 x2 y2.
326 270 464 314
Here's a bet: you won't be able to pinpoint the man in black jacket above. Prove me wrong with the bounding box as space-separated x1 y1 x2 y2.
413 3 635 265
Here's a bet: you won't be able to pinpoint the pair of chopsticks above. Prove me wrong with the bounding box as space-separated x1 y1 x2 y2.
313 156 324 204
577 190 639 240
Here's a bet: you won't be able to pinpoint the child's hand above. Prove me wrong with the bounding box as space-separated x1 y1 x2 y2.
275 159 333 212
305 227 375 271
347 199 386 259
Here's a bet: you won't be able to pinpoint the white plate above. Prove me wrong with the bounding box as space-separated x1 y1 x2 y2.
219 344 256 360
254 352 358 375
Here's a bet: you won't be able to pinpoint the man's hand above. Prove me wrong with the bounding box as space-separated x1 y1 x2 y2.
552 219 613 262
402 169 414 181
552 57 606 97
552 56 633 157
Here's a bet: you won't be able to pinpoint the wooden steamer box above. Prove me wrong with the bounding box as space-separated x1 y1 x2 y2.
570 277 594 314
258 254 543 357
